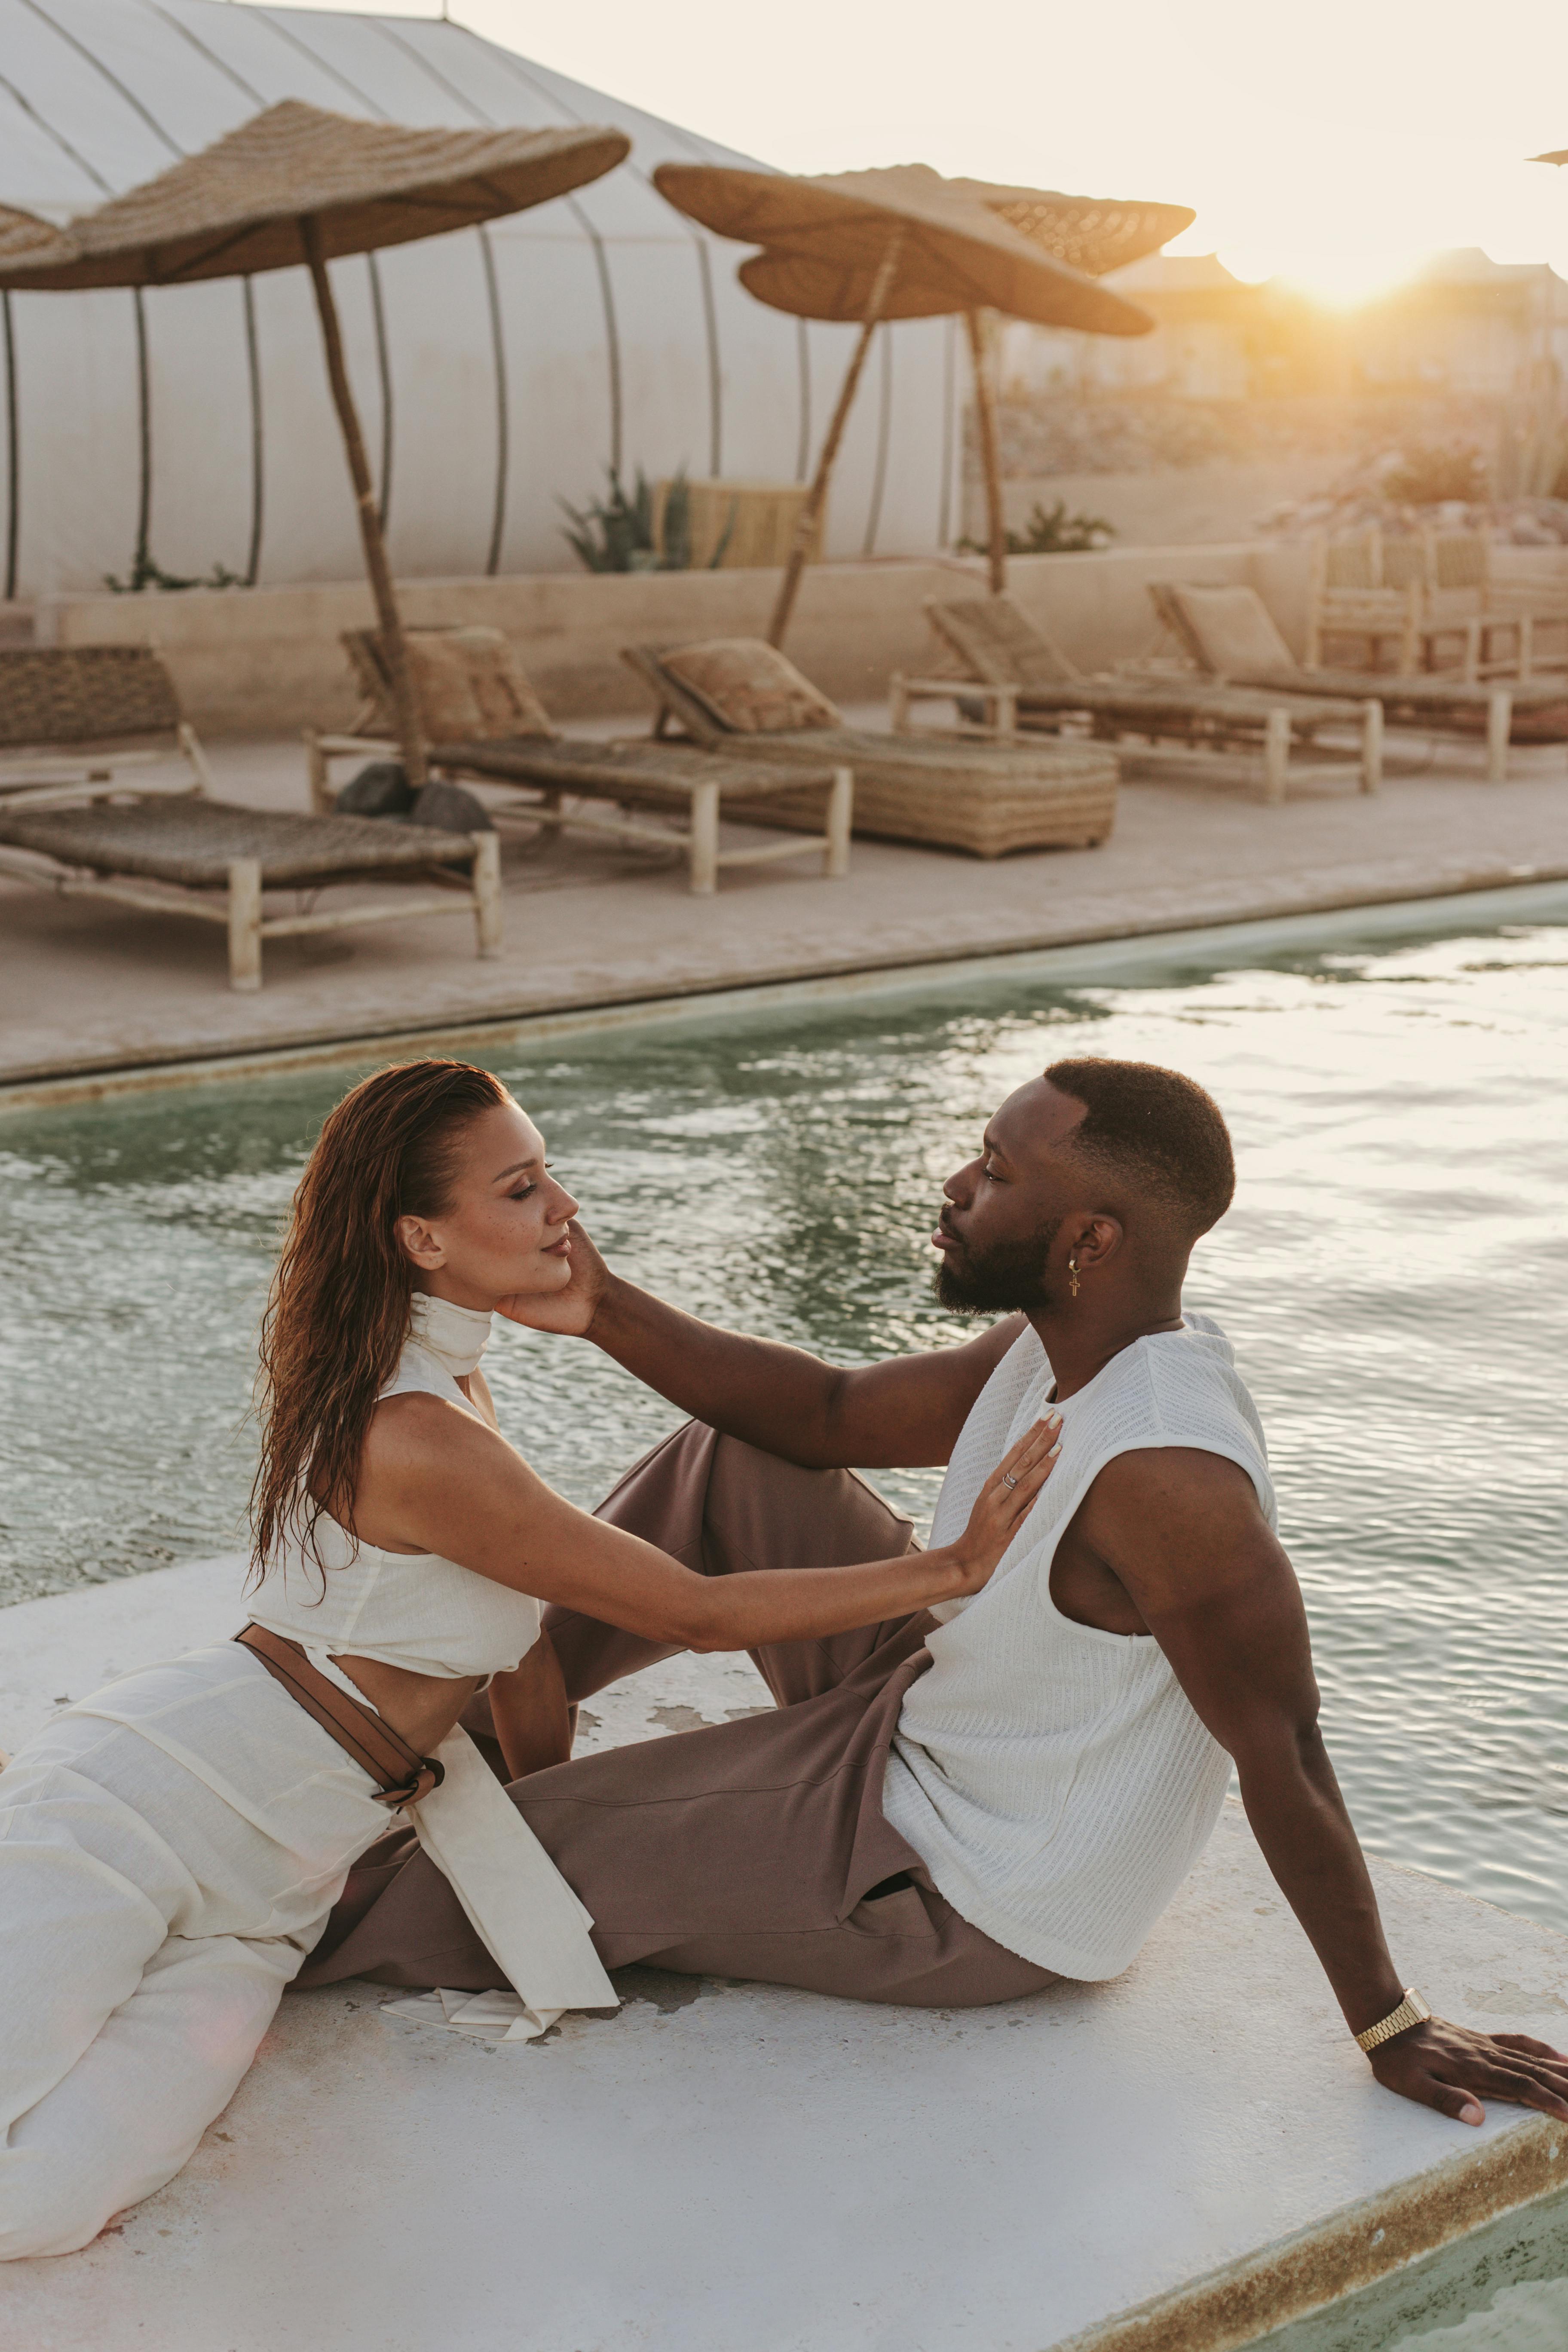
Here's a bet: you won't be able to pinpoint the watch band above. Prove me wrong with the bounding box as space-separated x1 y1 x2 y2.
1355 1988 1433 2052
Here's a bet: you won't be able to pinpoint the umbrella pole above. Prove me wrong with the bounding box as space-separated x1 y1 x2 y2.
301 215 429 792
965 309 1006 596
768 227 906 649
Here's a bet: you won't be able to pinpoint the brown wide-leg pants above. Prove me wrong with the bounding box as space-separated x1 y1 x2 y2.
295 1423 1057 2009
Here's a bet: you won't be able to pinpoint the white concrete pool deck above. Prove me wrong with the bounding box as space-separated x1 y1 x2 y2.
3 714 1568 1095
2 1558 1565 2352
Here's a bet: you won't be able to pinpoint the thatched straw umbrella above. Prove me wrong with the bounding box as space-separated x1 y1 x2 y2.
652 162 1157 639
0 101 629 788
946 184 1194 279
0 211 79 271
946 181 1192 586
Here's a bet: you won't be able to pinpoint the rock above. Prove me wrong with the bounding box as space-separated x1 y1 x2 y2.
1252 485 1568 545
336 761 413 818
409 780 495 833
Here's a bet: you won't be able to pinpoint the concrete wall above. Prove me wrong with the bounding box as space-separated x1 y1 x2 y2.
1004 540 1315 675
41 544 1315 736
966 460 1338 549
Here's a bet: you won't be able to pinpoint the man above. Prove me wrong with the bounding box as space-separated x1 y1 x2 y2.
304 1058 1568 2130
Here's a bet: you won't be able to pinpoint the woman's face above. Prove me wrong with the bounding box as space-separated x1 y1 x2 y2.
395 1099 579 1310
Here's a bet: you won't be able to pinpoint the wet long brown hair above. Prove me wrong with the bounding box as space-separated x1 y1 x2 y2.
250 1058 511 1577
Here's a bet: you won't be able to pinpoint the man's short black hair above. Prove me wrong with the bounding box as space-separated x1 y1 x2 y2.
1044 1058 1235 1238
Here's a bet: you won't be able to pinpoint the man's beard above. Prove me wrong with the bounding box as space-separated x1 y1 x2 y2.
932 1215 1063 1316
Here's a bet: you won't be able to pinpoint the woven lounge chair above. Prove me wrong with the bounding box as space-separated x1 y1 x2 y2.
0 795 500 992
914 594 1381 805
0 646 212 805
1149 582 1568 785
621 639 1118 857
306 628 852 896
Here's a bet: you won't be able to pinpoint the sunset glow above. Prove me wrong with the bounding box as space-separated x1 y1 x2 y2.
306 0 1568 292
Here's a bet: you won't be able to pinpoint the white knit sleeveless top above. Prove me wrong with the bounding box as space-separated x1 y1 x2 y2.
882 1313 1274 1980
247 1294 541 1682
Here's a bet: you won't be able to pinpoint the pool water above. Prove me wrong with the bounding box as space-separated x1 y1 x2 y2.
2 898 1565 1937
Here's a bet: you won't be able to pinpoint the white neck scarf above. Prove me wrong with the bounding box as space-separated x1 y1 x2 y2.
407 1291 493 1378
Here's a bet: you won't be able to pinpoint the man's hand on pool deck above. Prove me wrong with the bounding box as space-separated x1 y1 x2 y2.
1366 2018 1568 2128
1061 1447 1568 2129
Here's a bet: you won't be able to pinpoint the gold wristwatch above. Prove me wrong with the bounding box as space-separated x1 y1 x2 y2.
1355 1989 1433 2052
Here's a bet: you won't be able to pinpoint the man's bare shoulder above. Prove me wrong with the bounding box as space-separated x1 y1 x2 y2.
1087 1444 1259 1512
1077 1444 1269 1560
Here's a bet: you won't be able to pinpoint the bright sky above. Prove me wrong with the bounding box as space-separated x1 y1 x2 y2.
349 0 1568 300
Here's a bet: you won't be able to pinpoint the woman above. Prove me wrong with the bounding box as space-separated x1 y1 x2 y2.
0 1058 1059 2260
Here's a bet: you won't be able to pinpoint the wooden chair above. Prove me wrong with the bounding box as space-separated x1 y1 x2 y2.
1304 533 1421 674
1425 531 1568 680
307 627 852 897
915 594 1381 804
1305 527 1568 683
0 794 499 992
0 646 212 806
1149 580 1568 784
621 637 1118 858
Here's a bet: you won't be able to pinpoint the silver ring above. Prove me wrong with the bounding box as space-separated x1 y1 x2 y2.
1001 1472 1018 1489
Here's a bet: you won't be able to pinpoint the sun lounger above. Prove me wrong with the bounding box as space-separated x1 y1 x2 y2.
0 795 500 992
306 628 852 895
1149 582 1568 785
621 639 1118 857
0 645 212 805
914 594 1381 804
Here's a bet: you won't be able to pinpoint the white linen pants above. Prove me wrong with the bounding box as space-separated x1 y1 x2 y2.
0 1644 388 2260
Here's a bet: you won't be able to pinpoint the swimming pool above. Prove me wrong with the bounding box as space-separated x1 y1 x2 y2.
3 890 1565 1940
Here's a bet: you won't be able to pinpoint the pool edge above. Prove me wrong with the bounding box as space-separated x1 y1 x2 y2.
4 864 1568 1115
1055 2119 1567 2352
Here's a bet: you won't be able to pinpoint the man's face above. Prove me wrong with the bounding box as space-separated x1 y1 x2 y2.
931 1079 1088 1316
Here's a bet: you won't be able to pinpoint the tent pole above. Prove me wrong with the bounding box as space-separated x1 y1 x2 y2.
301 214 428 791
768 226 905 649
965 308 1006 596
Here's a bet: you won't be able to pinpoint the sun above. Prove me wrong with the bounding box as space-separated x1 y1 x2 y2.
1215 244 1421 309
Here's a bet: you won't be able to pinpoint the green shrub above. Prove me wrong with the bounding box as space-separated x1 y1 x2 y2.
1380 442 1487 506
560 467 735 573
960 498 1115 557
104 553 241 592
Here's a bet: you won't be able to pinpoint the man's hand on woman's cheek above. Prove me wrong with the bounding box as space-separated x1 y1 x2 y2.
497 1220 611 1336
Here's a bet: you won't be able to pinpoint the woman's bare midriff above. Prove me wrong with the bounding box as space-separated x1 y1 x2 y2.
329 1652 483 1759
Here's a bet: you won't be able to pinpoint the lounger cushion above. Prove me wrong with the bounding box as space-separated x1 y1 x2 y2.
660 640 841 734
404 629 555 743
1158 585 1297 679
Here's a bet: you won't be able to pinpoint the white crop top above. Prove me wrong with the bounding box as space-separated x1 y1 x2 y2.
246 1292 541 1684
246 1294 617 2040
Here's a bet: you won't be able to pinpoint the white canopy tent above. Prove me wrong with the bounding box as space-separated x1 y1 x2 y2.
0 0 960 598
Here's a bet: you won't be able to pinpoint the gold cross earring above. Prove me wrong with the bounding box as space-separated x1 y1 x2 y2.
1068 1257 1080 1298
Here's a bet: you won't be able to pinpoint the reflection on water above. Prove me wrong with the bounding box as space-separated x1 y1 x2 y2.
1 916 1565 1934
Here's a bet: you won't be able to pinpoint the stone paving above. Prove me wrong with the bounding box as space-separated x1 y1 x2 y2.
3 710 1565 1087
